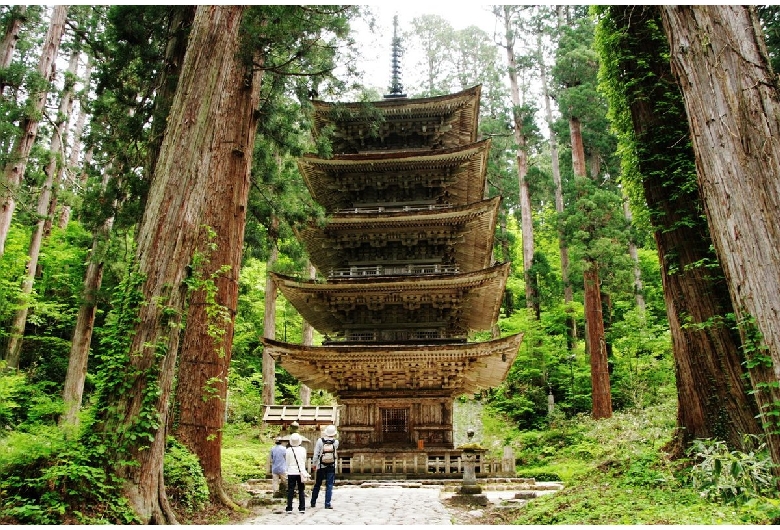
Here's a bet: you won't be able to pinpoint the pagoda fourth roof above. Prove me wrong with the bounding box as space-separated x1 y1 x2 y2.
298 140 490 213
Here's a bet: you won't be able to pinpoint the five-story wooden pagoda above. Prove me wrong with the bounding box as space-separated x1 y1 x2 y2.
262 83 522 471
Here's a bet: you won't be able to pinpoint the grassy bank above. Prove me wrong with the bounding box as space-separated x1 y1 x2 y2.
476 398 779 524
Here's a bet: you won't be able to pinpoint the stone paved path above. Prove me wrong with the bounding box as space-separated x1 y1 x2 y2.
241 485 455 525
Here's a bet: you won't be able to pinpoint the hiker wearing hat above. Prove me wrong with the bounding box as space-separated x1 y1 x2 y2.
285 432 310 513
310 424 339 509
270 437 287 497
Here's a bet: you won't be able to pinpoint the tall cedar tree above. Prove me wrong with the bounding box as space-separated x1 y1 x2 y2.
594 5 764 457
175 5 352 505
0 6 66 263
89 7 258 522
660 5 780 468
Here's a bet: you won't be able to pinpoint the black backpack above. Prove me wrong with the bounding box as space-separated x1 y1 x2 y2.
320 438 336 465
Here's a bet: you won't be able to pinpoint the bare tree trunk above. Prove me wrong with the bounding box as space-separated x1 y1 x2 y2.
5 43 76 368
263 215 279 406
538 29 575 342
571 114 612 418
95 7 249 522
0 5 66 257
61 166 114 426
584 263 612 419
661 4 780 467
501 6 538 317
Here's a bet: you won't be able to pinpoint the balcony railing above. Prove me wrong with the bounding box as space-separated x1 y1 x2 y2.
329 264 459 278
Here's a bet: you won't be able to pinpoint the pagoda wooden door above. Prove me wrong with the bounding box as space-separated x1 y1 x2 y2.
380 407 409 444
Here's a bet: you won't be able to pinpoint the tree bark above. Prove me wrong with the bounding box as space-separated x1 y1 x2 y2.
660 5 780 465
601 5 766 457
0 5 66 257
95 7 249 523
174 6 260 505
584 262 612 419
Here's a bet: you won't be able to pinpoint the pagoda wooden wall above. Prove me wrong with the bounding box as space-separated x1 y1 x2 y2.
339 396 454 449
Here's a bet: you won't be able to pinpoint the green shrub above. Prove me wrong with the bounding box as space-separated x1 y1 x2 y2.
688 436 776 506
164 438 209 513
0 429 137 524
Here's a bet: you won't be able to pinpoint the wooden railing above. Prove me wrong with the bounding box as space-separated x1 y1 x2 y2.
329 264 459 278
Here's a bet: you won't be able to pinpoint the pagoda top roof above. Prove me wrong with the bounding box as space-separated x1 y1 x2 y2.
263 332 523 395
310 86 481 153
270 262 510 337
299 140 490 213
298 197 501 274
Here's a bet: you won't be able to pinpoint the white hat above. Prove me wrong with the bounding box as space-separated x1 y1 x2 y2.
324 424 337 437
290 432 302 447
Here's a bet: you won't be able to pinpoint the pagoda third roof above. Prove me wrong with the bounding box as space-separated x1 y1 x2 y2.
270 262 510 336
299 197 501 274
299 140 490 213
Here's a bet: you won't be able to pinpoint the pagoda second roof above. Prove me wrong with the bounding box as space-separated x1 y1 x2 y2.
299 140 490 213
299 197 501 274
263 333 523 395
311 85 481 153
270 262 510 336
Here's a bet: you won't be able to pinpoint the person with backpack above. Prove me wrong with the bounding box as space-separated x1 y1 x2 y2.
310 424 339 509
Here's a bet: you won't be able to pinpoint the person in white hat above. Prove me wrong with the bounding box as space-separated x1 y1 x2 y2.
310 424 339 509
285 432 309 513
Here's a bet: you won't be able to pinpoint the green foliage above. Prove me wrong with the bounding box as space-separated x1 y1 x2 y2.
163 438 209 513
0 428 138 524
688 436 777 507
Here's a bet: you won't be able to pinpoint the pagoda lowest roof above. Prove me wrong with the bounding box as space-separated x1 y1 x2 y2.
263 332 524 395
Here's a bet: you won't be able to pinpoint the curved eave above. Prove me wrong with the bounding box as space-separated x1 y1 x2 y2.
270 262 510 335
311 86 481 152
299 197 500 273
263 332 523 394
299 140 490 213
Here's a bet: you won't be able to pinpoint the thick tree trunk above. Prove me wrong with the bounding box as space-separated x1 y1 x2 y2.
584 263 612 419
660 5 780 466
174 14 261 506
262 215 279 406
95 7 249 523
502 6 538 317
606 5 766 457
0 5 66 257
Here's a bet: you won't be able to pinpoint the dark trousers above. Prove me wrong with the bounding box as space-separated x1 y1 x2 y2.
311 465 336 507
286 474 306 511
